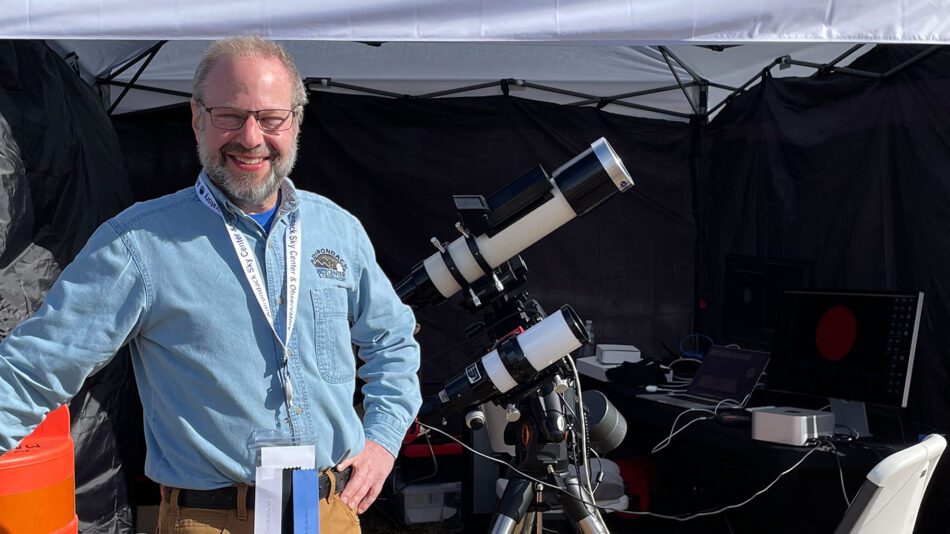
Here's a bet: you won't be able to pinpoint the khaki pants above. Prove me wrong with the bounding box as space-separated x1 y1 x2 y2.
157 470 360 533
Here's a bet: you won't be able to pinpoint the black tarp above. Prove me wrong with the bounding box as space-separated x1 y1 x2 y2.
0 41 140 533
701 45 950 533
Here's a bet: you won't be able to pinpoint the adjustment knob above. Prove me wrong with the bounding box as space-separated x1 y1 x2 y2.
465 409 486 430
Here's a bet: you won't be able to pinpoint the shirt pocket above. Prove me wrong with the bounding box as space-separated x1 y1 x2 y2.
311 287 356 384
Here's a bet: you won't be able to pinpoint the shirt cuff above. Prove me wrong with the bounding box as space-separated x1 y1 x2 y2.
363 410 410 459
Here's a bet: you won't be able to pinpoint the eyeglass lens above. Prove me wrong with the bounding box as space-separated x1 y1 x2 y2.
210 108 294 131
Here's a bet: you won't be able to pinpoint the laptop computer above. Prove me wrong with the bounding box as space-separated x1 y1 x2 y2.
637 345 770 410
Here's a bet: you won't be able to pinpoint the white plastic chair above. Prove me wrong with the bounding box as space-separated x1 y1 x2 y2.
834 433 946 534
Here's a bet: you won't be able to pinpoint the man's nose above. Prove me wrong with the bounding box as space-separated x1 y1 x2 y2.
234 114 265 147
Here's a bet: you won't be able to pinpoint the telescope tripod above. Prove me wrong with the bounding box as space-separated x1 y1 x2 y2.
488 382 610 534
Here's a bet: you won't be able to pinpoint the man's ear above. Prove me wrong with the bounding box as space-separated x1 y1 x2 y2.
190 99 202 140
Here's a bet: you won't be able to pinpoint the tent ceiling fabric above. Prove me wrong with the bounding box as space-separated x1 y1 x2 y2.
4 0 950 42
15 1 946 117
52 40 870 119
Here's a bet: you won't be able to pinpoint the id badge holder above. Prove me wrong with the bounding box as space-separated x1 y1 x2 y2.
249 430 320 534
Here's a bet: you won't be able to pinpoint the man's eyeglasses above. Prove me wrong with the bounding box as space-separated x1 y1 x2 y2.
200 104 298 132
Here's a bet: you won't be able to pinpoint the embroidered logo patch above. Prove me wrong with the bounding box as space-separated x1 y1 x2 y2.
311 249 347 281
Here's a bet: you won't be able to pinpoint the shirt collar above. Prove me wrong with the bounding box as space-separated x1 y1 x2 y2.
197 170 300 218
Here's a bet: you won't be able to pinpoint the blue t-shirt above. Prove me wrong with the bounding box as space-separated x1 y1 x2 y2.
249 199 279 233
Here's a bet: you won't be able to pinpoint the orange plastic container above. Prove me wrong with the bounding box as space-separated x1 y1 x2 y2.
0 405 79 534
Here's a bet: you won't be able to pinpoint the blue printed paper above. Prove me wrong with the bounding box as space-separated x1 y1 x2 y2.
292 469 320 534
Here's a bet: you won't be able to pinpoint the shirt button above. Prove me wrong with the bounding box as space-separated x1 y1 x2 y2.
294 407 302 415
277 295 284 306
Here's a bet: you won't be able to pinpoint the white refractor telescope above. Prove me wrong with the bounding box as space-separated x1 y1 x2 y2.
420 305 589 417
396 137 633 309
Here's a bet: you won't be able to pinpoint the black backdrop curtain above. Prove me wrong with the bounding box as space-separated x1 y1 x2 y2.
701 45 950 533
114 94 696 392
0 41 139 534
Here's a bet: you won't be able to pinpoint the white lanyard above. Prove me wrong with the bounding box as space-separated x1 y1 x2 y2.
195 176 301 409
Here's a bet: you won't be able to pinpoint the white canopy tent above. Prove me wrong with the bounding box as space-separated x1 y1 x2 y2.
1 0 945 119
5 0 948 42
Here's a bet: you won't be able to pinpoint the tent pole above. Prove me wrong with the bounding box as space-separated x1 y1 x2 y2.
698 82 709 124
657 46 705 83
882 45 941 77
707 45 941 118
518 81 690 118
304 77 688 119
100 41 167 82
601 99 691 119
106 44 163 115
826 44 866 69
782 45 938 79
706 81 741 93
690 95 706 335
305 78 405 98
781 57 882 79
659 47 700 115
706 59 781 117
99 81 191 98
415 81 505 99
568 83 696 107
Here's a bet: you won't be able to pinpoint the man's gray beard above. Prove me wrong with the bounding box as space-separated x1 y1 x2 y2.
197 136 298 208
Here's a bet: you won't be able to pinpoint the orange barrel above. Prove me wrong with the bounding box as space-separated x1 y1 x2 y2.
0 405 79 534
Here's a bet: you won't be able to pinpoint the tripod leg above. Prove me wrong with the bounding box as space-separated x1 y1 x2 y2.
561 475 610 534
489 477 534 534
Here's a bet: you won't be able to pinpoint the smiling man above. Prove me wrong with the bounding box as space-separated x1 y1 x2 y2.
192 46 300 216
0 37 421 534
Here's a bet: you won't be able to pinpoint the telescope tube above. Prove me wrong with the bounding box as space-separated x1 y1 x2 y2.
421 305 588 417
397 137 633 309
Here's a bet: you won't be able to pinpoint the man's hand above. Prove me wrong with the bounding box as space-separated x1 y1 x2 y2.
336 439 395 514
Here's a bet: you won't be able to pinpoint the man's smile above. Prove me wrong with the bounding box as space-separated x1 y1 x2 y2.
227 153 270 170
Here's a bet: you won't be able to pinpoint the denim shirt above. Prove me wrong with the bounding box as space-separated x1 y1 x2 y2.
0 173 421 489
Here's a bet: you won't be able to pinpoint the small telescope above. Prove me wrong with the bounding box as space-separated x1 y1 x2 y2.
419 305 588 418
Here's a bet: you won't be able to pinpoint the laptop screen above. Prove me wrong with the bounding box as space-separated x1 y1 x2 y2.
687 345 770 401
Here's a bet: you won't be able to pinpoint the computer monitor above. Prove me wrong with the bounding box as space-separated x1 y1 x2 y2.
768 289 924 409
721 255 813 351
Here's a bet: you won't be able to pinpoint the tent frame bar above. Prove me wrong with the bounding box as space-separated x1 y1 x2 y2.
518 81 691 118
104 41 168 115
304 77 692 119
101 41 167 82
707 81 741 93
658 46 706 116
707 59 779 117
305 78 405 98
567 83 696 107
416 80 510 99
707 45 940 117
826 44 866 69
96 44 940 122
881 46 940 76
781 44 939 79
100 80 192 99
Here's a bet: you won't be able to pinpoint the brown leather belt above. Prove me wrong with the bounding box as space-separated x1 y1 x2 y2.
165 467 352 510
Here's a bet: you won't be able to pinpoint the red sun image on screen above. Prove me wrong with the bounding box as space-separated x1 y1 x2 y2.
815 305 857 361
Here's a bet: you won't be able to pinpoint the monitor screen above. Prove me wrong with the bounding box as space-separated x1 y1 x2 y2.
767 290 923 407
721 255 813 351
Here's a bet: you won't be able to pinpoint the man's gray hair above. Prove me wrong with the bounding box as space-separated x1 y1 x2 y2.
192 36 309 110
